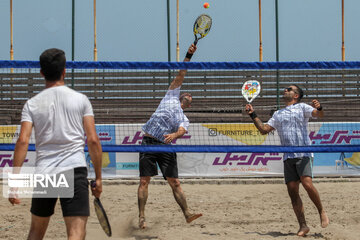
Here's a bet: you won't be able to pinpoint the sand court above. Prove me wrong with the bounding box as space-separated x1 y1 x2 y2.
1 178 360 240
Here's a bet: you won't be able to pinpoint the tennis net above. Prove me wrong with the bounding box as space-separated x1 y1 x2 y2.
0 60 360 153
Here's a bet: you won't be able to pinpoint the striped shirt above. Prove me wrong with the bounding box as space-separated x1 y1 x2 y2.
267 103 315 160
142 87 189 142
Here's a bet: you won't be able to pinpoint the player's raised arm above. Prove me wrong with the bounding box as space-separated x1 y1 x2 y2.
169 44 197 90
311 99 324 118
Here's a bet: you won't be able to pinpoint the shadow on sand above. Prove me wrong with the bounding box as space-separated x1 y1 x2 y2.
246 231 325 238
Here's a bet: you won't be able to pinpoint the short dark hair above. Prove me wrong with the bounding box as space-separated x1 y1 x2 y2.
291 84 304 102
39 48 66 81
179 92 192 103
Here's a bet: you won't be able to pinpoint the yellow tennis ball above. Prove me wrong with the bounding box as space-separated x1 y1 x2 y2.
203 2 210 8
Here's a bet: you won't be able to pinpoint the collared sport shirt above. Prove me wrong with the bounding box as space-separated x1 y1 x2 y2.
142 87 189 142
267 103 315 160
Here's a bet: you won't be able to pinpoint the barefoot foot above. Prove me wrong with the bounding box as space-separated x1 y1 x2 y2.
320 211 330 228
139 217 146 229
297 226 310 237
186 213 203 223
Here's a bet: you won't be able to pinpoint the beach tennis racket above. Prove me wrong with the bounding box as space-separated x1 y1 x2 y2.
242 80 261 103
193 14 212 45
90 180 112 237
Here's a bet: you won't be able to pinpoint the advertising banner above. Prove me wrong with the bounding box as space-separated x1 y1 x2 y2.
1 123 359 178
114 123 360 178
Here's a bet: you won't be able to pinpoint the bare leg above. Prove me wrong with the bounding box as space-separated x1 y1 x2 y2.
300 176 329 228
27 214 51 240
138 176 151 228
287 181 310 237
167 177 202 223
64 216 88 240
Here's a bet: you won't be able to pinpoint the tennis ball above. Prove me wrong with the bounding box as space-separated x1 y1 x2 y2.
203 2 210 9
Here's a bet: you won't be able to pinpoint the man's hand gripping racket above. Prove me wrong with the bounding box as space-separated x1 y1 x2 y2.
90 180 112 237
242 80 261 116
193 14 212 45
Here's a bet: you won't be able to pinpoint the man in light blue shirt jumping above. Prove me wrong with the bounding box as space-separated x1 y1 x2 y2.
246 84 329 237
138 43 202 229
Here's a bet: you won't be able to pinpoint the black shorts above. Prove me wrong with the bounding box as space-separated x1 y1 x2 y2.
30 167 90 217
284 157 313 184
139 136 178 179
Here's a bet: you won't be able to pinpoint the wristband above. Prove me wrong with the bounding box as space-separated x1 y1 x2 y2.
185 52 193 59
317 106 323 111
249 111 258 120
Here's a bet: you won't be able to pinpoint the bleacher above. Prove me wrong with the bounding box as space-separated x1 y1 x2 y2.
0 69 359 125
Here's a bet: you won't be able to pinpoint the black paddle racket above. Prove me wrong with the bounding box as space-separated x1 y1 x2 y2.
193 14 212 45
90 180 112 237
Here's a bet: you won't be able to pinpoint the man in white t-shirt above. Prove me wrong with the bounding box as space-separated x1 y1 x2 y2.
138 44 202 229
245 84 329 237
8 48 103 240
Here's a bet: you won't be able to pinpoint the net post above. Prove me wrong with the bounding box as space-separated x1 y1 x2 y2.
176 0 180 62
341 0 345 61
166 0 172 85
258 0 263 62
275 0 280 109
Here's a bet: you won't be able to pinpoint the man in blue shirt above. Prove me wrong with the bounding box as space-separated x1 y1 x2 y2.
246 84 329 237
138 43 202 229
